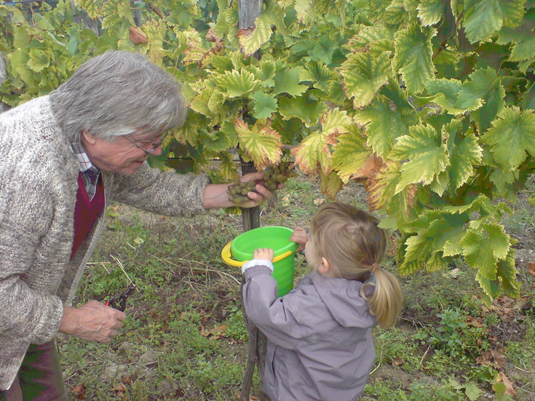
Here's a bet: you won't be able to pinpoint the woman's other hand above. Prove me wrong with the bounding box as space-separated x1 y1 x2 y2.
59 300 126 343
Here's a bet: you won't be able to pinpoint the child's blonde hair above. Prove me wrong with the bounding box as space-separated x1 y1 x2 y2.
309 202 402 328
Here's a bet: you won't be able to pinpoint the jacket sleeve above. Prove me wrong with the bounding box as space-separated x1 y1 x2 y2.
110 162 211 217
242 265 305 350
0 161 64 345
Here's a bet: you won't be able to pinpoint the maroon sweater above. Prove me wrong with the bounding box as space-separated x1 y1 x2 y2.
71 173 105 259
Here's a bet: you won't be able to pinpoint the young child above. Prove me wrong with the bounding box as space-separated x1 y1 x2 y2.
241 201 403 401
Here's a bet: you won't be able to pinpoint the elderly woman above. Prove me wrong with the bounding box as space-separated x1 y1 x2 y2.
0 51 273 400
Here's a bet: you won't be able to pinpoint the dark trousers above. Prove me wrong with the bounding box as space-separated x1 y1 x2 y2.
0 342 67 401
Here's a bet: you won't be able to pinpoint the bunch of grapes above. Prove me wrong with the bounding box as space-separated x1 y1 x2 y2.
226 179 256 205
226 162 298 205
262 162 298 191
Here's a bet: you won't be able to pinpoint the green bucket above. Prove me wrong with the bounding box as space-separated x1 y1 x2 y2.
221 226 298 297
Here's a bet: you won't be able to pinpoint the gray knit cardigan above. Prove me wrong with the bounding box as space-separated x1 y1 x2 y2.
0 96 211 390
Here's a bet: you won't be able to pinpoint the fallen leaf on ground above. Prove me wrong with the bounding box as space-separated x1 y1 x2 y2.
528 261 535 277
495 372 517 396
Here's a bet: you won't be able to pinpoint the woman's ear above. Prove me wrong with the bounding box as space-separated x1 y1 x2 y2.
318 257 331 276
81 130 97 145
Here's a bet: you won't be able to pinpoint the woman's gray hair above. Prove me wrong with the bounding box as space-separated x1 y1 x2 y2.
50 50 186 143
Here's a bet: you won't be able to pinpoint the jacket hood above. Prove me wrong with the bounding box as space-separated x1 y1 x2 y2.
310 273 378 329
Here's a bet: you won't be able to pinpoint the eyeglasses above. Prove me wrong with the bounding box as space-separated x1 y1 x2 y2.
124 133 168 156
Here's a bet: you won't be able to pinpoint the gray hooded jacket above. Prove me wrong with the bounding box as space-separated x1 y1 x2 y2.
243 264 378 401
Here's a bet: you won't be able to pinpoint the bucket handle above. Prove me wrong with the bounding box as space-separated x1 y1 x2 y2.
221 241 294 267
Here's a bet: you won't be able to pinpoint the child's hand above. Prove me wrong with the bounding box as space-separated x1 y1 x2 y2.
290 227 308 253
254 248 274 261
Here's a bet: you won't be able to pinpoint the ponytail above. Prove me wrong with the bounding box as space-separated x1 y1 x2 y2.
362 266 403 329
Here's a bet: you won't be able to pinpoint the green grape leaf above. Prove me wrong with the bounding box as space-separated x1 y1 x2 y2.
211 55 234 72
216 69 258 98
476 272 502 303
117 0 134 22
481 106 535 171
341 51 391 109
490 168 517 199
442 226 467 257
249 91 278 119
257 60 276 87
457 67 505 130
425 78 480 115
417 0 445 26
384 0 406 26
448 133 483 190
461 224 510 279
294 0 315 23
344 25 393 51
390 124 450 193
320 171 343 200
462 0 502 43
393 23 436 94
75 0 101 19
207 91 227 115
310 36 336 64
497 247 522 298
300 61 337 93
354 96 409 158
399 234 429 275
66 35 79 56
509 36 535 62
332 126 373 183
500 0 526 28
235 119 282 170
101 11 123 31
10 49 32 85
201 128 237 152
321 108 352 136
27 49 50 73
218 151 240 181
33 13 55 30
518 58 535 74
190 88 213 117
430 171 449 196
273 67 308 97
175 112 202 146
427 213 468 253
278 92 326 127
426 251 448 272
444 121 483 190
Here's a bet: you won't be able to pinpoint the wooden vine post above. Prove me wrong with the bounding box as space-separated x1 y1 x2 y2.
238 2 265 400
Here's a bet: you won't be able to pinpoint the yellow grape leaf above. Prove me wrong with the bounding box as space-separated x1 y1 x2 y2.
320 171 343 200
291 132 333 175
331 125 373 183
235 119 282 170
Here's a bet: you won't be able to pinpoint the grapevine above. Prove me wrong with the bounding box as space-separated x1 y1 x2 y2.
1 0 534 301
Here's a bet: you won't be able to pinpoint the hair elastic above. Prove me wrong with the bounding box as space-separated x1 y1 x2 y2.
371 263 380 274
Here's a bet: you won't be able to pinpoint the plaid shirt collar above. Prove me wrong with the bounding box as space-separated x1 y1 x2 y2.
71 141 101 201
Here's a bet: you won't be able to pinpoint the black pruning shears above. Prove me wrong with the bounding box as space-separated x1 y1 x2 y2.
105 283 136 312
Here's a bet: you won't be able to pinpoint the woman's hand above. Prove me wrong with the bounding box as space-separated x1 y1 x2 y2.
253 248 274 261
290 227 308 253
59 300 126 343
203 172 285 209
